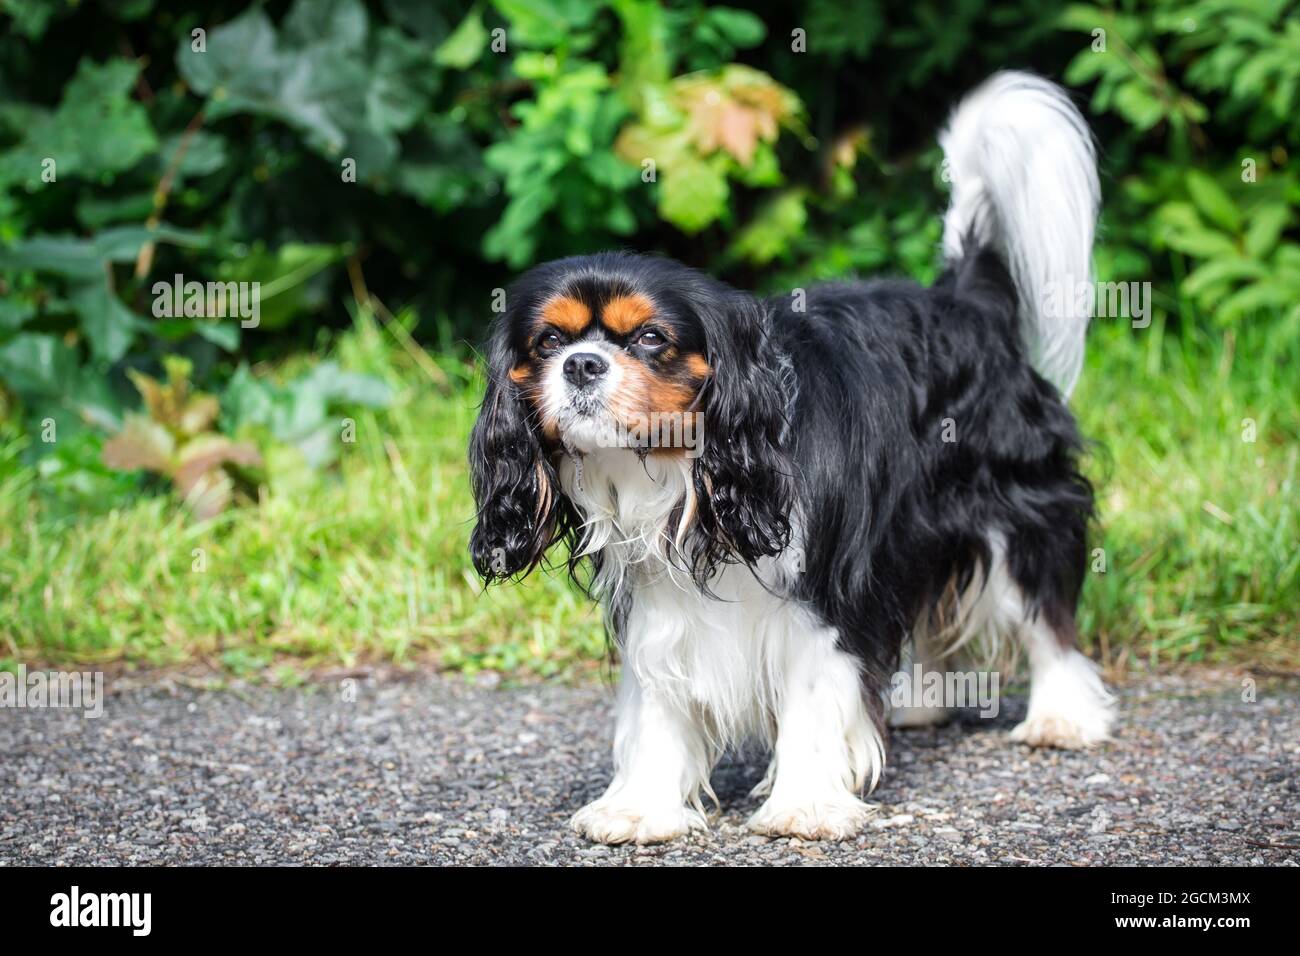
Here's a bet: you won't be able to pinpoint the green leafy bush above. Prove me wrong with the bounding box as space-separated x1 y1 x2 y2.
1059 1 1300 330
1 0 1297 514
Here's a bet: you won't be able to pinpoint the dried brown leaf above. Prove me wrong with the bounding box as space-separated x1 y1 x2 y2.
102 414 175 474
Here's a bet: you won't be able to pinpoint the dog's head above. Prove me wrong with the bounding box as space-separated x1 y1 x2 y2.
468 252 793 583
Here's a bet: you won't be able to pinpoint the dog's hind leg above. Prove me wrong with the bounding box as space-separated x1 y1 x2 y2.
1009 608 1115 748
998 528 1116 749
887 629 957 729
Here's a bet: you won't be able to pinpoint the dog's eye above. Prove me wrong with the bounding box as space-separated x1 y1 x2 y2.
537 331 563 353
634 329 665 349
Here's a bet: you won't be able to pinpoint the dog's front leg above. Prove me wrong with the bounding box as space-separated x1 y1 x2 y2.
571 668 711 845
748 625 884 841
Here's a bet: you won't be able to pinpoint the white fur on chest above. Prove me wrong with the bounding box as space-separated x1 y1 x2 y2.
558 449 821 749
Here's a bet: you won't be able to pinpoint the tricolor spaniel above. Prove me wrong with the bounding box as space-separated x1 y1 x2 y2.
469 72 1115 844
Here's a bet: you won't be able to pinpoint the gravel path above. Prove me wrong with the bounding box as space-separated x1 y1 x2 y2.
2 669 1296 866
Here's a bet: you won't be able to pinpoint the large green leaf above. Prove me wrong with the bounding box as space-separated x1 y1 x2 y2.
1217 281 1290 323
283 0 368 50
177 8 281 106
301 361 394 407
0 58 157 188
1113 80 1167 131
0 227 211 278
660 153 729 233
435 7 488 69
71 282 142 364
2 0 64 38
490 0 598 48
706 7 766 48
730 189 807 265
0 299 36 333
1244 203 1290 259
1182 258 1268 302
158 130 230 180
0 333 79 395
221 361 390 468
176 0 430 177
1186 170 1242 234
0 236 102 279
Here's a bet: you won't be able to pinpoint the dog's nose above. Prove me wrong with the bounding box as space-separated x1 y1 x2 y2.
563 352 608 387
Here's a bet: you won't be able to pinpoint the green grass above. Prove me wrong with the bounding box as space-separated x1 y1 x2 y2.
1074 313 1299 668
1 309 1296 680
0 311 607 680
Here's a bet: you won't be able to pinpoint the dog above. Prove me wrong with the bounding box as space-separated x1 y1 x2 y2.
468 72 1115 844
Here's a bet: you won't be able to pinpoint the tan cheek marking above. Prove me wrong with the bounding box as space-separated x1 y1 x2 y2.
541 296 591 335
646 378 697 415
645 375 699 459
606 353 650 420
507 361 561 443
684 353 712 378
651 356 708 457
608 358 704 460
602 293 656 335
609 354 695 417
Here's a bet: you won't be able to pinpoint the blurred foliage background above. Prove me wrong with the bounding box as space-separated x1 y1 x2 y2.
0 0 1296 678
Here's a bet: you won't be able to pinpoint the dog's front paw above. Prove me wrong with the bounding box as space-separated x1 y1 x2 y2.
747 794 874 841
570 800 706 845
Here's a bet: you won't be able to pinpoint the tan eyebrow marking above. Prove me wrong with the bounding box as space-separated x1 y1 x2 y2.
602 293 656 335
540 296 591 335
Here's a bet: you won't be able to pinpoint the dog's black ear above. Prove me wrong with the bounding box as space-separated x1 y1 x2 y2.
689 286 794 578
468 321 561 583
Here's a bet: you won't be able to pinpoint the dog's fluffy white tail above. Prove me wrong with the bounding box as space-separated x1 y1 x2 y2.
939 71 1100 397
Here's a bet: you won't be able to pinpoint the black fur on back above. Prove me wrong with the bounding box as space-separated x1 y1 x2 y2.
772 248 1093 686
